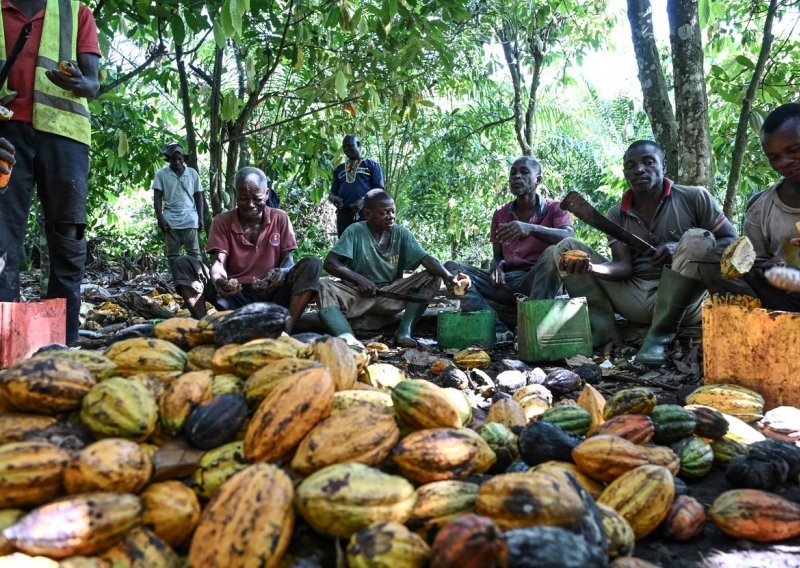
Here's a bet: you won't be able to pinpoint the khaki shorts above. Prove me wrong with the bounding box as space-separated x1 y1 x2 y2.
318 271 442 319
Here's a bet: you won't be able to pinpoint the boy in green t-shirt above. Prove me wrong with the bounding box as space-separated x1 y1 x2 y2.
319 189 467 347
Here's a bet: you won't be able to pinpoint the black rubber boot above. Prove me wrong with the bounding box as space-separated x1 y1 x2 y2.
636 267 705 367
395 302 428 348
562 274 619 349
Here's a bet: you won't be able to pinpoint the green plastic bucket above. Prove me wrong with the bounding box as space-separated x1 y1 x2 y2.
437 310 495 350
517 298 592 362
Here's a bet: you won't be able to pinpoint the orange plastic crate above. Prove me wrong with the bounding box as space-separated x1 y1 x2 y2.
0 299 66 368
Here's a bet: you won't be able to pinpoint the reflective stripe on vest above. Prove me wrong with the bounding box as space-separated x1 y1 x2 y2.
0 0 90 144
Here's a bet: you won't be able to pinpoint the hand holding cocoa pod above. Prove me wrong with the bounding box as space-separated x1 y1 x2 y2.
560 250 591 274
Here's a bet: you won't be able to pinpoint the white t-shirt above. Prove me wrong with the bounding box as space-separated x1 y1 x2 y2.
152 165 203 229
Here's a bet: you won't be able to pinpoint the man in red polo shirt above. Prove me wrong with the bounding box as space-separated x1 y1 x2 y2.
553 140 737 365
173 167 321 332
0 0 101 345
445 156 575 342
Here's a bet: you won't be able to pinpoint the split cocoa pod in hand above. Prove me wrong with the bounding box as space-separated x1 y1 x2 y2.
58 60 79 77
453 274 471 296
560 250 589 269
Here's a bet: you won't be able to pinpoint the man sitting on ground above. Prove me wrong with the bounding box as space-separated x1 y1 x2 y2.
445 156 574 342
700 102 800 311
318 189 466 347
541 140 737 366
173 167 321 332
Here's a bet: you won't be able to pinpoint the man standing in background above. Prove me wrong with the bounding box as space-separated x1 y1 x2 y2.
152 141 204 277
330 134 384 236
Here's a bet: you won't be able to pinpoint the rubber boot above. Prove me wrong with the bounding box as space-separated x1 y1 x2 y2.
395 302 428 348
562 274 619 349
318 306 360 346
636 267 705 367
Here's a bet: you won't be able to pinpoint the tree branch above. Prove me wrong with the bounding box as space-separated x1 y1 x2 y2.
723 0 779 216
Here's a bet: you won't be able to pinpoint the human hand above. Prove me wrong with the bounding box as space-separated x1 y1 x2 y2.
330 195 343 208
214 277 241 297
491 264 506 288
198 222 204 234
559 250 592 275
157 219 170 233
446 273 471 295
350 198 364 212
648 242 677 266
45 60 84 93
263 268 286 289
355 276 377 297
496 221 532 242
0 138 15 172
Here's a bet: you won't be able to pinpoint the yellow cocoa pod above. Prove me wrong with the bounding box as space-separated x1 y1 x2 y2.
291 404 399 475
64 438 152 494
313 337 360 390
3 492 143 558
186 344 215 371
154 317 200 350
454 348 491 369
244 367 335 463
0 441 70 508
296 463 417 538
597 465 675 539
244 358 321 406
347 521 431 568
105 337 187 383
191 441 248 501
159 370 214 433
230 338 299 377
210 343 241 375
476 471 585 530
188 464 294 568
140 481 201 547
1 356 95 414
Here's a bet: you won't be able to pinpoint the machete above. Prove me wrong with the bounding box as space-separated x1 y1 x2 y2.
560 191 658 256
376 290 447 304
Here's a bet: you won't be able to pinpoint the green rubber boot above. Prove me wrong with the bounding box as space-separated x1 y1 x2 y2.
395 302 428 348
563 274 619 349
318 306 360 346
636 267 705 367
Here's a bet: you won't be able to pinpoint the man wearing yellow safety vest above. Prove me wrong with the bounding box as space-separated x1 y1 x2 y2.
0 0 100 345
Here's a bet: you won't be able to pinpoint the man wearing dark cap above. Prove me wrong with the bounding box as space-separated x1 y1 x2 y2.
152 142 205 276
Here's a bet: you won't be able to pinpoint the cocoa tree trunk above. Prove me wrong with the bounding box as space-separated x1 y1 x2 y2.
723 0 779 217
627 0 680 178
667 0 713 189
208 47 225 215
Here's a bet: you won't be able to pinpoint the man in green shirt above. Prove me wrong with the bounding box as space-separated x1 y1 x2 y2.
319 189 466 347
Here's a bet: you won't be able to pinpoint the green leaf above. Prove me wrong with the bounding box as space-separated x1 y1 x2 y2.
736 55 755 69
295 45 304 70
221 0 235 37
221 91 239 122
170 17 185 46
212 20 227 48
229 0 243 36
117 131 129 158
334 70 348 99
698 0 712 28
